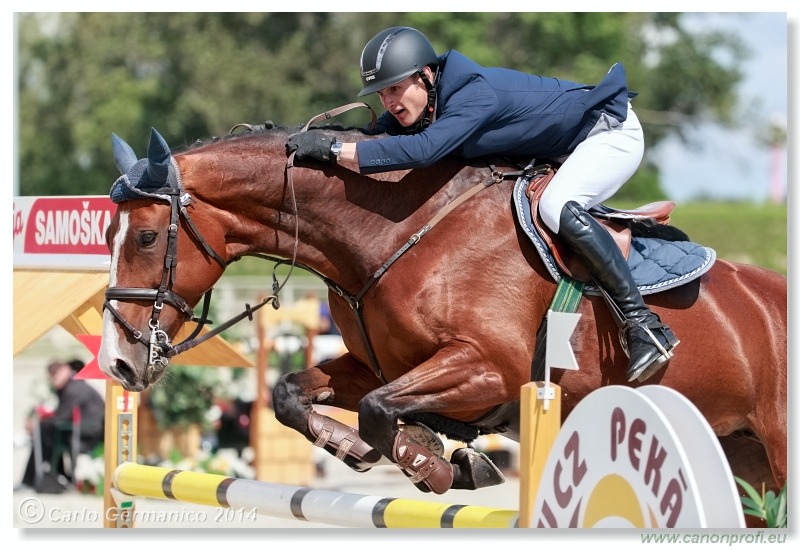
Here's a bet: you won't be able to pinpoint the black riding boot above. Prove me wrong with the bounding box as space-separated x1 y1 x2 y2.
557 201 679 382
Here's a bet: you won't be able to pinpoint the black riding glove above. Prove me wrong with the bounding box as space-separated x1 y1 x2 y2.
286 131 336 163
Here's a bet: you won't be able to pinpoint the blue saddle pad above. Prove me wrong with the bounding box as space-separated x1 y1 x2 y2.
512 178 716 296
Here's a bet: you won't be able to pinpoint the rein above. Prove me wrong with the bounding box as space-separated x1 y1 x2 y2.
104 104 378 380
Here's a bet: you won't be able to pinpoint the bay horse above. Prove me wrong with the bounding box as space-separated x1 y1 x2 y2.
99 125 786 509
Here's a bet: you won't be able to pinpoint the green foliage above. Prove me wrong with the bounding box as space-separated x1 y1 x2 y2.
167 447 186 465
148 366 219 430
668 202 787 275
735 477 787 528
17 13 749 197
90 442 104 459
613 163 668 203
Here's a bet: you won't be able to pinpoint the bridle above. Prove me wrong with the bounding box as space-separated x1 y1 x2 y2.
103 176 301 383
104 182 224 380
102 105 373 381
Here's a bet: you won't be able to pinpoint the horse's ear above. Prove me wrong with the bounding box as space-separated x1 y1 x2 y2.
112 133 138 175
146 128 171 184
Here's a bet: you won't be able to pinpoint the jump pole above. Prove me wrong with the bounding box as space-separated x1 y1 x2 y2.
105 309 580 529
110 462 519 528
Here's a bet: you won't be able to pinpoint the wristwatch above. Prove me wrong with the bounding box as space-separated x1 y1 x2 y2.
330 140 343 163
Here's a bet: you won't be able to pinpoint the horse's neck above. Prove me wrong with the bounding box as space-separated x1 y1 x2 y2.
287 163 482 289
179 136 488 291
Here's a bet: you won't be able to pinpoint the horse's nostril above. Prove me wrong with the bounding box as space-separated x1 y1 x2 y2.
113 360 139 388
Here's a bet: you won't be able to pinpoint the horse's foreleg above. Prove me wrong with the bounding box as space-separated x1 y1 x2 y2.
358 346 521 494
272 353 385 472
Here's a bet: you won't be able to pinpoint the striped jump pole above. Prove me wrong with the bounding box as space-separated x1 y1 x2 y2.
111 462 519 528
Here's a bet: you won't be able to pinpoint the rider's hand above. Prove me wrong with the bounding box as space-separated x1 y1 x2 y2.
286 131 337 163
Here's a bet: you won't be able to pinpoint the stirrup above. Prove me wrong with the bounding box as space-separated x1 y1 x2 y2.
632 350 674 382
627 347 674 382
622 322 680 382
619 320 673 359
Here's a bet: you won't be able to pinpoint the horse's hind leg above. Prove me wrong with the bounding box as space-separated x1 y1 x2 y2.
272 353 385 472
719 435 778 490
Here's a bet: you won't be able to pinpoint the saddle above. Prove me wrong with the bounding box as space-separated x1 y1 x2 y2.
524 164 676 284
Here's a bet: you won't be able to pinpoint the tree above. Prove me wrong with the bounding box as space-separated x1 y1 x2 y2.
17 13 748 198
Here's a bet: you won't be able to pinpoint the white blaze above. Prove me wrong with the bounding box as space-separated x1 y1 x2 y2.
98 211 129 375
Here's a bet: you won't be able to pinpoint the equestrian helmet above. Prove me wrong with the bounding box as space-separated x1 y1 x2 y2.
358 27 439 97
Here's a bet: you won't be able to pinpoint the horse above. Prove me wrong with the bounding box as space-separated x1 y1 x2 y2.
99 125 786 516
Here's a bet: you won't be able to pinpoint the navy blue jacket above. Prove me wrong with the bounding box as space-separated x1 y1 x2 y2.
357 50 634 174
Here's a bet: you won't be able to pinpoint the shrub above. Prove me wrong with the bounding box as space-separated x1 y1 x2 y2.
735 477 787 528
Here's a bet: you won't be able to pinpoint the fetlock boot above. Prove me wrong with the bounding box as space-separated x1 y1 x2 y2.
392 431 454 494
557 201 680 382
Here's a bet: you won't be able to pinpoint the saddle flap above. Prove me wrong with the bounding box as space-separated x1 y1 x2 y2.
549 220 631 282
526 166 632 283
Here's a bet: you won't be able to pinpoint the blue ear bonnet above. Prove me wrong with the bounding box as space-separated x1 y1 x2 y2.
109 129 187 204
109 157 181 204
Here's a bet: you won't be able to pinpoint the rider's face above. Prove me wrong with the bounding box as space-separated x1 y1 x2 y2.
377 67 433 128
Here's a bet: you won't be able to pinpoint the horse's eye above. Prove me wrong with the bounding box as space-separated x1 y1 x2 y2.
139 231 158 247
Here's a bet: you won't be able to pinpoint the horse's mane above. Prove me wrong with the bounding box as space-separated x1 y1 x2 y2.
175 122 377 154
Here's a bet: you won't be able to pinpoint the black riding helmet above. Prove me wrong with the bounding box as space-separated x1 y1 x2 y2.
358 26 439 97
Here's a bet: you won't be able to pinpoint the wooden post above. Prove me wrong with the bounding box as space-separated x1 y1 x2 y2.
518 381 561 528
103 382 138 528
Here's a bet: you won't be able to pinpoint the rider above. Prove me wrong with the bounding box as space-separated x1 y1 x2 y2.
287 25 679 381
286 26 679 489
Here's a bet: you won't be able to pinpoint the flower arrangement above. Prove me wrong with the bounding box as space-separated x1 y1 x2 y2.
73 444 105 495
157 447 255 479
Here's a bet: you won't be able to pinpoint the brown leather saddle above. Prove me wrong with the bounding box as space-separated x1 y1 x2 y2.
525 164 675 283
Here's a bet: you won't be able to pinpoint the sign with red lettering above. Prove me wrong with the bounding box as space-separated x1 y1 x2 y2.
532 385 744 528
13 196 116 269
637 386 746 528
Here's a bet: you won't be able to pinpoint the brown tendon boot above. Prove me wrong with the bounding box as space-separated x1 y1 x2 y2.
392 431 454 494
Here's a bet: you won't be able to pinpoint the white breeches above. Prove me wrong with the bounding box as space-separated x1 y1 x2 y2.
538 104 644 233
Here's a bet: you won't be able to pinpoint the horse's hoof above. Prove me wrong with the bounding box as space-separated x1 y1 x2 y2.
450 447 505 490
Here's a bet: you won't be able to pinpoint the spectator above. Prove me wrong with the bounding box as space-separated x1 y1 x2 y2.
17 360 105 492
